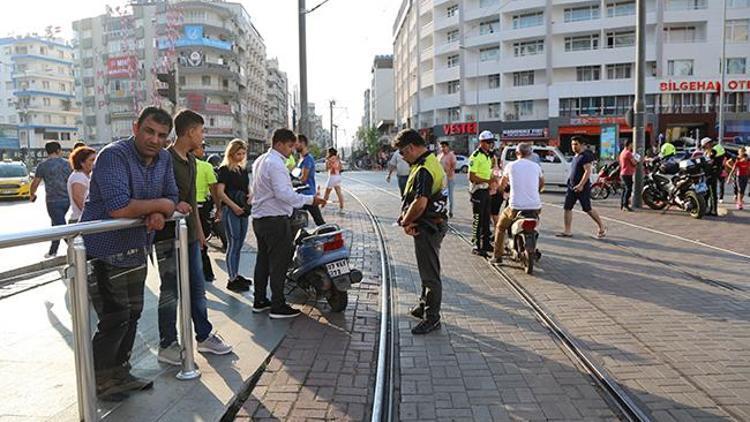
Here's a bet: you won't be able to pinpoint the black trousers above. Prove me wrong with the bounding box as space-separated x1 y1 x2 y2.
707 176 719 214
414 222 447 320
253 216 293 309
197 202 215 280
303 204 326 226
90 260 147 380
621 174 634 209
471 189 491 251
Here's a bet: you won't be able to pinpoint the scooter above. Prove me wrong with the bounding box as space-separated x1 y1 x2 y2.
505 210 541 275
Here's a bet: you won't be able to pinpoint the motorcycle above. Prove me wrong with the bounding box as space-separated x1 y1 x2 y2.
642 156 708 219
504 210 541 275
591 161 623 200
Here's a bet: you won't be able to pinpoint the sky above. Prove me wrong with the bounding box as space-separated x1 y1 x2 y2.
0 0 403 147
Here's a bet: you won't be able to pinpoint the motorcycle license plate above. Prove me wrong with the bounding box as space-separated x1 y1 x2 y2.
693 182 708 193
326 260 350 277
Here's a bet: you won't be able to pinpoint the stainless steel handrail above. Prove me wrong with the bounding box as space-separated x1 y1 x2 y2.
0 213 200 421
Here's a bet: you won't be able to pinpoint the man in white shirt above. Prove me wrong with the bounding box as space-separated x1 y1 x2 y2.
490 143 544 265
251 129 326 318
386 150 412 197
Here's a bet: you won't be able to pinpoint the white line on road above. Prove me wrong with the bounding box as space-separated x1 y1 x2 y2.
346 174 750 261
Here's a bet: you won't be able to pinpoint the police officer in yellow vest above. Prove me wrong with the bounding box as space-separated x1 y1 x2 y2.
713 142 727 203
394 129 448 335
469 130 495 256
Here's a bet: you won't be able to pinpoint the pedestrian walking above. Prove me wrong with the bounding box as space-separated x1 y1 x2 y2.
438 141 457 218
701 137 723 216
250 128 326 319
81 106 178 399
393 129 448 335
215 139 252 292
66 146 96 224
619 140 637 212
469 130 495 256
489 149 503 227
155 110 232 366
386 150 412 198
194 141 218 282
296 134 325 225
557 136 607 239
730 147 749 210
322 148 345 214
29 141 72 258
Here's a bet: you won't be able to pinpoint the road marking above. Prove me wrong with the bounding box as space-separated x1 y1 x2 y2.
346 174 750 261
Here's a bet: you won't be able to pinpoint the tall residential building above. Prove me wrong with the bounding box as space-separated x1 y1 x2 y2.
362 88 371 129
394 0 750 154
72 0 268 153
265 58 289 135
369 55 395 135
0 37 79 159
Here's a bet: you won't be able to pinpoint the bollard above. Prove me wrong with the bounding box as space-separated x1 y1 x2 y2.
175 218 200 380
70 235 98 421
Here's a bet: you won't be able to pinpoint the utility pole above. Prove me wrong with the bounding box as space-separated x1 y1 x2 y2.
329 99 335 149
632 0 646 208
718 0 728 145
298 0 308 137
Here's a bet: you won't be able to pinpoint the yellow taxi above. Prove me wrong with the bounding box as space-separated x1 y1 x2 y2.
0 160 31 200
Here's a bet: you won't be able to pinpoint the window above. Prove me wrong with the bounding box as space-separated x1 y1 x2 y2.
726 20 750 43
565 34 600 51
606 1 635 17
488 103 501 118
729 0 750 7
488 74 500 88
666 0 707 10
564 5 600 22
726 58 747 74
39 47 47 55
606 30 635 48
202 75 211 86
513 100 534 117
577 66 601 81
513 71 534 86
42 81 50 89
664 26 701 43
479 46 499 62
537 150 562 163
447 29 459 43
447 54 459 68
512 11 543 29
447 4 458 17
479 19 499 35
59 82 66 91
447 107 460 122
513 39 544 57
447 80 460 94
606 63 633 79
43 98 51 106
668 59 694 76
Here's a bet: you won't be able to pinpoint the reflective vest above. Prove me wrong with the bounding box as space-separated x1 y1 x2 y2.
713 144 726 157
660 142 676 158
469 149 492 180
404 153 447 220
285 155 297 170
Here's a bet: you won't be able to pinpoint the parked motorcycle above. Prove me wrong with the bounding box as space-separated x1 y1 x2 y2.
504 210 541 275
591 161 623 200
642 156 708 219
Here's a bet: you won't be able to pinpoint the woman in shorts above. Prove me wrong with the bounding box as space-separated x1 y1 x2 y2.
323 148 345 214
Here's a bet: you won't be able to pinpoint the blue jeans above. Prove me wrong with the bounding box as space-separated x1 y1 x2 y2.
223 206 248 280
447 178 455 216
46 200 69 255
156 240 213 347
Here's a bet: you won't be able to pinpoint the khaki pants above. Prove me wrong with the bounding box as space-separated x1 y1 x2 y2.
493 208 539 259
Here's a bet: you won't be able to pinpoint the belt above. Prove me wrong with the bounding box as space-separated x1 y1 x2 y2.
254 215 291 220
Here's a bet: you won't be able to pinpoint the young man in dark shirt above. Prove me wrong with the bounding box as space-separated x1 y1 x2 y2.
557 136 606 239
29 141 71 258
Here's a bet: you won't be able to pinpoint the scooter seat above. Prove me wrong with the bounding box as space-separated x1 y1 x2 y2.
294 228 316 245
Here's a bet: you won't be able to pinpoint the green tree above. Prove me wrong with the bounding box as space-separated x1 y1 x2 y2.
356 126 381 156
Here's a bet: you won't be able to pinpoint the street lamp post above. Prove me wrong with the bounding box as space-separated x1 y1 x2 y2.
298 0 308 137
632 0 647 208
718 0 728 145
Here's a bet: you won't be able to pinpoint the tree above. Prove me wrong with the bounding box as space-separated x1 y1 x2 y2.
356 126 380 156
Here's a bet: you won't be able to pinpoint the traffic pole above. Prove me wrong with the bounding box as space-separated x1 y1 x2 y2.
632 0 646 209
718 0 727 144
298 0 308 137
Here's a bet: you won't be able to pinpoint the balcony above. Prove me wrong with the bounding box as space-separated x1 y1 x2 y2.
421 69 435 87
421 93 460 111
434 66 460 84
420 46 435 62
501 25 546 42
501 54 546 73
463 32 502 49
464 6 500 23
503 0 546 13
421 20 434 38
501 84 548 102
434 41 460 56
551 18 602 35
434 14 459 32
419 0 433 15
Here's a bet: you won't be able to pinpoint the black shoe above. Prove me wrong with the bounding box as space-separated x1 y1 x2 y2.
471 248 487 257
253 299 272 313
269 304 302 319
410 303 424 319
489 256 503 266
204 274 215 283
114 372 154 392
237 275 253 286
227 278 250 292
411 318 441 335
96 378 130 401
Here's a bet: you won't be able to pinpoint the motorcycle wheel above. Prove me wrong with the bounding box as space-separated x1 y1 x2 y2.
590 183 609 200
326 288 348 312
523 250 534 275
642 187 668 210
685 191 706 219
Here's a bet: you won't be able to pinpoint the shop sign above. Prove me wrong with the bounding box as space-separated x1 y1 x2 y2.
107 56 136 78
442 122 478 136
570 117 626 126
186 51 203 67
659 80 750 92
501 128 548 139
600 125 619 161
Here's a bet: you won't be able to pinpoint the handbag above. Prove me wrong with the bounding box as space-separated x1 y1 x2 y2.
231 190 252 217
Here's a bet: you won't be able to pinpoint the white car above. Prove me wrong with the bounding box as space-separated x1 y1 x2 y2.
501 145 573 188
455 155 469 173
315 158 326 173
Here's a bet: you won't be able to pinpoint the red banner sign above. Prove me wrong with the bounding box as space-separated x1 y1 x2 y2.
107 56 136 78
659 79 750 92
442 122 478 136
205 103 232 113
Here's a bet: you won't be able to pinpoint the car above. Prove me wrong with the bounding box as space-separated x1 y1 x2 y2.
0 160 31 200
455 155 469 173
501 145 595 188
315 158 326 173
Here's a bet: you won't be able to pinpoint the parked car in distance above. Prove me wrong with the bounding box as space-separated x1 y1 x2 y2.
315 158 326 173
501 145 594 188
455 155 469 173
0 160 31 200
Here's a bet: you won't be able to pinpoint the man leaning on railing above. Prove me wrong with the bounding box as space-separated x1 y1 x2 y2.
80 106 178 400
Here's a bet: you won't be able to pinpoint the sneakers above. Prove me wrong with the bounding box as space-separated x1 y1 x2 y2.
269 304 302 319
157 342 182 366
197 333 233 355
44 252 56 259
489 256 503 266
227 278 250 292
471 248 488 257
411 318 441 335
410 303 425 319
237 275 253 286
253 298 272 313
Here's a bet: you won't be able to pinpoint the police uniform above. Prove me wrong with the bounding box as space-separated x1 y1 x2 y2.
660 142 676 158
469 148 493 254
714 144 727 201
402 151 448 327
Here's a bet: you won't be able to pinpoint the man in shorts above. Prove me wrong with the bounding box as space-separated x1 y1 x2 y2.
557 136 606 239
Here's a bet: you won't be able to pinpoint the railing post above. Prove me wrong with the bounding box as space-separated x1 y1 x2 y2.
175 218 200 380
69 235 98 421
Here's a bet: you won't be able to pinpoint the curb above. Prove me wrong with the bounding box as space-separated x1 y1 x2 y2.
0 256 66 285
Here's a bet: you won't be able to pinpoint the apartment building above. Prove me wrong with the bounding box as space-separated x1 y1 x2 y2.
265 58 289 136
394 0 750 154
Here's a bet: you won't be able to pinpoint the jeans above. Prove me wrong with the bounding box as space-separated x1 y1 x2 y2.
90 259 147 379
621 174 634 209
156 240 213 347
446 178 455 216
223 206 248 280
414 222 447 320
253 216 293 309
397 175 409 198
46 200 69 255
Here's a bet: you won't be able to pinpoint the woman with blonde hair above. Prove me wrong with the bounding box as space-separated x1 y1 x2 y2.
215 139 252 292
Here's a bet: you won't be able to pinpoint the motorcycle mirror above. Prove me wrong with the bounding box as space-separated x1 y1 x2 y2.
290 167 302 179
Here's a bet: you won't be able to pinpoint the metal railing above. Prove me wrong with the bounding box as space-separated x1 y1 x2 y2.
0 214 200 421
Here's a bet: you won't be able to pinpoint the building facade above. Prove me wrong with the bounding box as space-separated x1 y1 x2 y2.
0 37 79 158
73 0 268 153
394 0 750 155
369 55 395 133
265 58 289 137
